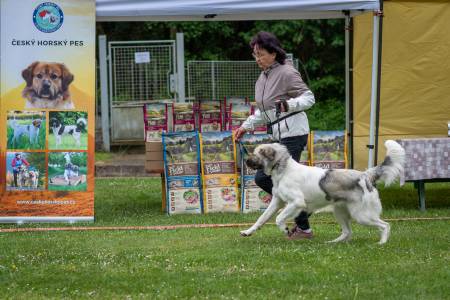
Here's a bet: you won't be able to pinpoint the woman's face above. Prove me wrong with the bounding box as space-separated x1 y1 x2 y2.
253 45 276 70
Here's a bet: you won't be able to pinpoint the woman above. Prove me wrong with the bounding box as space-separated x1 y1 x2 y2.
11 153 30 187
235 31 315 240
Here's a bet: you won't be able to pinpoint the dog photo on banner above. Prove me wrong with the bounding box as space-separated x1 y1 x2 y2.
7 111 45 150
49 111 88 150
48 152 87 191
6 152 46 191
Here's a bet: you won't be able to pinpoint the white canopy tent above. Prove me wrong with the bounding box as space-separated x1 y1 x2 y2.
96 0 382 168
96 0 379 21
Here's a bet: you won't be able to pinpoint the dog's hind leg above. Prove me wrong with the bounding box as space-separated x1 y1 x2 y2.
349 194 390 244
327 205 352 243
349 205 390 244
354 216 390 245
240 195 282 237
374 219 390 244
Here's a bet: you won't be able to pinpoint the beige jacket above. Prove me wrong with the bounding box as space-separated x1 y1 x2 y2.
241 62 315 140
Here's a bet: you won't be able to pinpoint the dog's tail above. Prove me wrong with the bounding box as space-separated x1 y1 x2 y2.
365 140 405 187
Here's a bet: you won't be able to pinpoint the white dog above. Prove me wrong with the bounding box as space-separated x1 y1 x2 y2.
28 170 40 189
9 119 42 147
17 165 28 188
63 163 79 185
240 140 405 244
50 117 87 148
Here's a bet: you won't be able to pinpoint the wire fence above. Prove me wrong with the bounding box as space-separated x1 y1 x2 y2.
108 41 176 104
187 60 299 101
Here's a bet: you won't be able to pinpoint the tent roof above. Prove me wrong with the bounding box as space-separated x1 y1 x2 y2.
96 0 380 22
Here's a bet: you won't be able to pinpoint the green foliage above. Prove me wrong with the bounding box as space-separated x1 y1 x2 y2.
49 152 88 167
308 99 345 130
48 133 88 150
49 111 88 127
98 19 345 104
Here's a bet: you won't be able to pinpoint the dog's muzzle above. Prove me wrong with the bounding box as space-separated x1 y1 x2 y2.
245 155 264 170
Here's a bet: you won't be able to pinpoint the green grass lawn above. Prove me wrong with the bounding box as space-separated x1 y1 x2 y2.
48 133 88 150
0 178 449 299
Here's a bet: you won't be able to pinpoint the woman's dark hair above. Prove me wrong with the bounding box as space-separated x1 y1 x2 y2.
250 31 287 64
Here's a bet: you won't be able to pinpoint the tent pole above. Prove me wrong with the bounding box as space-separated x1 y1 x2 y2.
344 12 354 168
368 9 382 168
374 1 384 166
176 32 186 103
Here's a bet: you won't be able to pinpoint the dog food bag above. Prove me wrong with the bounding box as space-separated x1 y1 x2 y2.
199 101 222 132
166 176 202 214
239 134 274 213
226 103 252 131
299 136 311 166
163 131 203 215
249 102 267 134
225 97 248 105
203 175 239 213
200 131 239 213
311 130 348 169
144 103 168 142
241 177 272 213
173 102 197 132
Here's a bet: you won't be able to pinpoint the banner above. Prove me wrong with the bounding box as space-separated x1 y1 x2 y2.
0 0 95 222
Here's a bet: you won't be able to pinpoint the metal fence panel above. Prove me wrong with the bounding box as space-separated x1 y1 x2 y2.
109 41 176 105
187 60 299 101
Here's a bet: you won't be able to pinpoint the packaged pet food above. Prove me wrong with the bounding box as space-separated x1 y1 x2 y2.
299 136 311 166
200 131 239 213
239 134 274 213
166 177 202 214
311 130 347 169
226 103 252 131
225 97 248 105
199 101 222 132
249 102 267 134
144 103 168 142
173 102 197 132
163 131 202 215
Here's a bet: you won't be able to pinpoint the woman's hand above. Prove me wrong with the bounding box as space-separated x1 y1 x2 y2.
234 127 247 141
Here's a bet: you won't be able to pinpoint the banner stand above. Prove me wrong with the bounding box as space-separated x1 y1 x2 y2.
0 0 96 223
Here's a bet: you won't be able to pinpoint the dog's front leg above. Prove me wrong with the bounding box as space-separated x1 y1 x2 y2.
275 200 305 235
240 195 282 237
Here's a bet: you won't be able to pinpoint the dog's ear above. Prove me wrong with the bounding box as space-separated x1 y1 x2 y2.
259 146 276 161
22 62 39 86
60 63 74 91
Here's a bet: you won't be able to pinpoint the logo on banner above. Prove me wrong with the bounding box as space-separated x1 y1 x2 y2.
33 2 64 33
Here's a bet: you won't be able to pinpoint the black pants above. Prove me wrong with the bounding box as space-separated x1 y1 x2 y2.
13 171 19 187
254 134 310 230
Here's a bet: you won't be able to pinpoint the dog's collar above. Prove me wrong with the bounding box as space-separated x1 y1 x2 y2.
270 161 280 174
